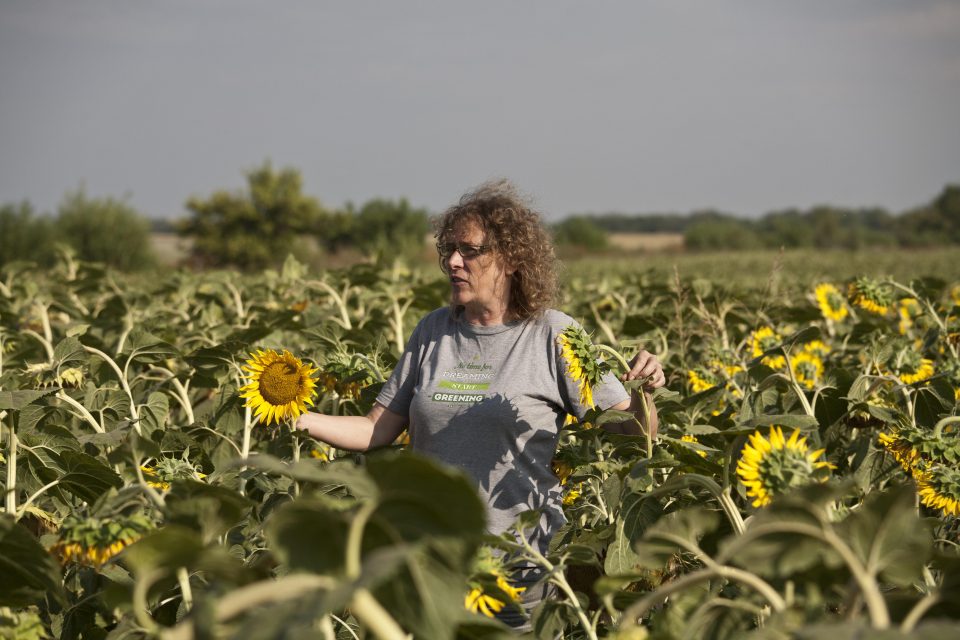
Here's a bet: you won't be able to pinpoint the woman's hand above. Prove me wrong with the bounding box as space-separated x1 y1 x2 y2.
620 350 665 391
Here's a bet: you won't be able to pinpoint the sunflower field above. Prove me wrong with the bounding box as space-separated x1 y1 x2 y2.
2 249 960 639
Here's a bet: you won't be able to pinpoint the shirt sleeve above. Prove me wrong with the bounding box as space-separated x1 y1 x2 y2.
375 315 427 417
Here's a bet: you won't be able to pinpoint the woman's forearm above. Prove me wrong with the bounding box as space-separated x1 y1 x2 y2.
294 403 407 452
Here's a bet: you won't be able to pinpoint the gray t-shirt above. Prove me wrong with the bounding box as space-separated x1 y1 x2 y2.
376 307 629 554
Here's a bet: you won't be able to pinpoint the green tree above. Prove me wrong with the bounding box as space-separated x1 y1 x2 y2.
180 162 325 269
552 216 609 251
56 189 155 270
0 201 55 267
345 198 430 258
684 216 760 251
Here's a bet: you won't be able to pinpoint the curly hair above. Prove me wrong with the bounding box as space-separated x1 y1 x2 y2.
434 179 559 320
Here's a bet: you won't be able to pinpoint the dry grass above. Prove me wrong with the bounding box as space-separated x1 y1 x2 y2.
608 232 684 252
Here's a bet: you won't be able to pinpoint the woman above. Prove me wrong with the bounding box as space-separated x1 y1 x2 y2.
296 180 665 627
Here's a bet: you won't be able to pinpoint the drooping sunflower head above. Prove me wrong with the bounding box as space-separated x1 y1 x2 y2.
736 426 833 508
464 547 525 617
878 423 959 480
465 587 505 617
893 350 935 386
558 324 607 409
814 283 848 322
141 457 206 491
240 349 319 425
319 352 377 400
51 514 153 568
681 434 709 458
848 277 893 316
791 351 824 390
916 466 960 518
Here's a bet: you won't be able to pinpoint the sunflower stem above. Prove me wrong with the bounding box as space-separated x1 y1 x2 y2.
4 419 17 514
83 344 141 434
516 522 599 640
177 566 193 612
682 473 745 536
55 390 105 433
621 565 787 627
781 348 815 418
729 521 890 628
933 416 960 439
16 479 60 520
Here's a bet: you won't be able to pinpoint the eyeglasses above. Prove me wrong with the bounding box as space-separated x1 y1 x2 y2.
435 242 490 259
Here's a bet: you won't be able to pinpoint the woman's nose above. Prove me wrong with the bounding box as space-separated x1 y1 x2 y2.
446 249 465 270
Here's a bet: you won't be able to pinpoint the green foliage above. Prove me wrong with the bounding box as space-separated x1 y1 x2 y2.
553 215 609 250
56 188 156 270
0 202 55 268
180 161 326 269
684 215 761 250
341 197 431 258
3 251 960 637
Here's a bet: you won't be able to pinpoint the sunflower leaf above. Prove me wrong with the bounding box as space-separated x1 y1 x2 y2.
0 514 64 607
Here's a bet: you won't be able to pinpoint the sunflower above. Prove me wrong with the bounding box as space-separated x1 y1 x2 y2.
814 283 848 322
950 284 960 308
465 587 505 617
877 431 923 475
897 358 935 385
681 434 708 458
790 351 824 390
802 340 831 358
563 482 583 506
749 326 786 369
558 325 608 409
736 426 832 508
552 458 574 485
52 514 153 568
140 457 206 491
240 349 319 425
897 298 922 335
916 466 960 518
848 277 892 316
687 368 718 393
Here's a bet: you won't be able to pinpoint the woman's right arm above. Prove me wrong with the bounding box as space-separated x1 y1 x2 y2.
294 402 408 452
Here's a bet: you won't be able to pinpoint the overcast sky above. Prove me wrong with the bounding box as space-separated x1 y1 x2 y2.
1 1 959 221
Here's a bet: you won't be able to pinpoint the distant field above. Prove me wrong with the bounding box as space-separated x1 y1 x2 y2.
150 232 190 265
566 247 960 289
152 232 960 287
607 232 684 252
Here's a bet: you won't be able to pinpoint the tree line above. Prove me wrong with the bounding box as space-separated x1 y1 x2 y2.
0 162 431 271
2 162 957 271
564 184 960 251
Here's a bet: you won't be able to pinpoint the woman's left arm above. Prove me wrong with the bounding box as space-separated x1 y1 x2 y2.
603 349 665 437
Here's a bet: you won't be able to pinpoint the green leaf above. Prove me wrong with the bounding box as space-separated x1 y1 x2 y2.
0 513 63 606
634 507 719 569
122 525 245 579
837 483 932 586
52 336 86 365
53 450 123 503
242 455 378 500
266 499 352 574
605 491 663 574
164 480 253 542
0 388 57 411
120 329 180 364
736 414 819 432
366 452 487 542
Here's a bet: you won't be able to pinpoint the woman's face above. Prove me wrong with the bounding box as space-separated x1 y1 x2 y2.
442 221 514 320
